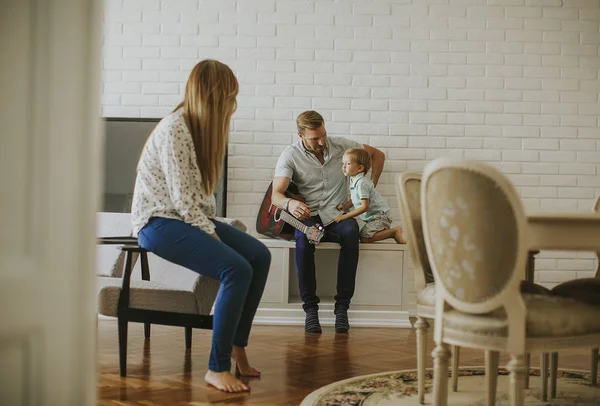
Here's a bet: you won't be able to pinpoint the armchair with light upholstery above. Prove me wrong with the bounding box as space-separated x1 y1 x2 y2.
421 159 600 406
397 172 460 404
96 212 223 377
397 172 547 404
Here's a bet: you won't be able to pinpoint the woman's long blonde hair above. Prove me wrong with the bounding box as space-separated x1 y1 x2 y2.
175 60 239 195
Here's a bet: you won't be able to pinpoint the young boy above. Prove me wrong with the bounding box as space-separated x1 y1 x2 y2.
335 148 406 244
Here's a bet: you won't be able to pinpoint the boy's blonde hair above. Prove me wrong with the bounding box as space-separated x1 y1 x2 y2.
296 110 325 135
345 148 371 174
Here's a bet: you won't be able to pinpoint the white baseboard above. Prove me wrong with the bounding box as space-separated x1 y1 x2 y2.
253 308 412 328
98 309 413 328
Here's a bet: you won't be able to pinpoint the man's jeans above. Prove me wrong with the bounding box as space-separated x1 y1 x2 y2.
294 216 359 311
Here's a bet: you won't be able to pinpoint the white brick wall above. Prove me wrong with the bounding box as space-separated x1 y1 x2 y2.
102 0 599 285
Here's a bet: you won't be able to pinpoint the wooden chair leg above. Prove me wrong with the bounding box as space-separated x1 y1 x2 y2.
540 353 549 401
550 352 558 398
185 326 192 349
118 317 128 377
140 251 151 340
451 345 460 392
432 342 451 406
508 354 526 406
485 350 499 406
414 317 429 405
591 348 599 387
525 353 530 389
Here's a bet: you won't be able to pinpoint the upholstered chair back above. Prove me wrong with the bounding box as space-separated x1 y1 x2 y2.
422 159 528 320
397 172 434 292
96 212 133 277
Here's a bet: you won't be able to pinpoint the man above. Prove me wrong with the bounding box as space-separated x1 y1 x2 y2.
272 110 385 333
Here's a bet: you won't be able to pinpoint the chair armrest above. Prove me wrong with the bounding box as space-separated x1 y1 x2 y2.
97 236 138 245
97 237 140 277
117 247 138 310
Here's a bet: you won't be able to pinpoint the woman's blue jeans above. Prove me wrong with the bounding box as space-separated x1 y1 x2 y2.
138 217 271 372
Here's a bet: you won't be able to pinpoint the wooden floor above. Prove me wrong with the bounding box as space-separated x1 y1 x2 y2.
98 319 594 405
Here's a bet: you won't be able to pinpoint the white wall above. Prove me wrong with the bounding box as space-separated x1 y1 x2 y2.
102 0 600 285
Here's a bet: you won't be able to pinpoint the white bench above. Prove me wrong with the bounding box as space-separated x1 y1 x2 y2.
255 238 415 328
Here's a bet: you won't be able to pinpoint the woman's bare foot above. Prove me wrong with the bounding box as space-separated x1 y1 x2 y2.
205 370 249 392
394 229 406 244
232 346 261 377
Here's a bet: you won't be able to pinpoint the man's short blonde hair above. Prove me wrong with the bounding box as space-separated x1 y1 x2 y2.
296 110 325 135
345 148 371 174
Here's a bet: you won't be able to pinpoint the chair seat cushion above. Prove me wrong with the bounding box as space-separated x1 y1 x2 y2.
97 277 201 317
444 293 600 338
417 281 551 309
551 278 600 307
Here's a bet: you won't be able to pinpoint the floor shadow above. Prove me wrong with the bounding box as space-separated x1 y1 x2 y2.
182 348 192 379
142 338 151 375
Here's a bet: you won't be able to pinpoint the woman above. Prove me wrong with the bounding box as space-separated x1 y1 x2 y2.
131 60 271 393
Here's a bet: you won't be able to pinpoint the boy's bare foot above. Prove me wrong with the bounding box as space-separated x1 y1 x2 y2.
394 229 406 244
232 346 261 377
205 370 249 392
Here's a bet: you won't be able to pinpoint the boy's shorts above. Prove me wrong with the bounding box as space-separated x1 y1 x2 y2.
359 211 393 239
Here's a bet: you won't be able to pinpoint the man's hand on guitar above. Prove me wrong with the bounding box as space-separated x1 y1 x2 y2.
288 199 311 220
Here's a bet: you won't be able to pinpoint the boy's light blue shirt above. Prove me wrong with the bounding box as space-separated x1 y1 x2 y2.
349 172 390 222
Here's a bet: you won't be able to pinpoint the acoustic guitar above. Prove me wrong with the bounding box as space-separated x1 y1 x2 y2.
256 182 325 244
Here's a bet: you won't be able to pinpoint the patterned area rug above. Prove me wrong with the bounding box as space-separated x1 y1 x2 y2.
301 367 600 406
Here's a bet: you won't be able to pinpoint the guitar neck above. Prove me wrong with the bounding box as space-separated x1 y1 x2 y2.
279 210 309 234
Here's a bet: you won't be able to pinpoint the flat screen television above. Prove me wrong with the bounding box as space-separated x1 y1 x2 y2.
102 118 227 217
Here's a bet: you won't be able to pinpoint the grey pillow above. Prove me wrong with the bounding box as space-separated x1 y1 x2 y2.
551 278 600 307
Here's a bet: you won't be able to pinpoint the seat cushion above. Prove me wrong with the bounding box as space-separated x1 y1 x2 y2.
417 281 550 308
551 278 600 307
443 293 600 338
97 277 201 317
